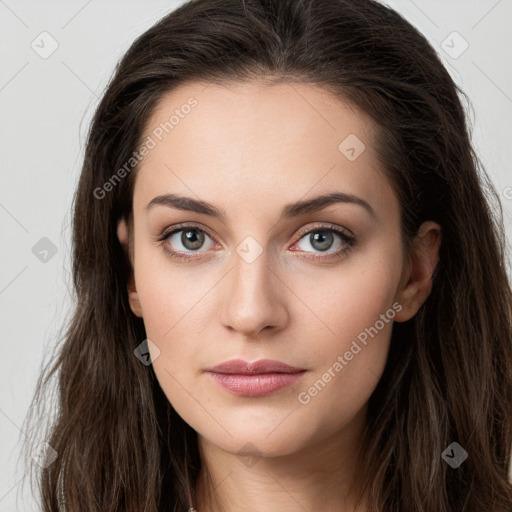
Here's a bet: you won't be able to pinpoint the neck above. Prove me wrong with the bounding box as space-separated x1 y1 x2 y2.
194 407 368 512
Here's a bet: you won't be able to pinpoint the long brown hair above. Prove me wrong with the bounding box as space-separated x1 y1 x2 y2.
23 0 512 510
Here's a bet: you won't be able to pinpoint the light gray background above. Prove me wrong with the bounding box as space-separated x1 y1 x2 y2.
1 1 511 510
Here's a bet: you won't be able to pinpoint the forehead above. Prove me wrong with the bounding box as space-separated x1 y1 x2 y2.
132 80 398 225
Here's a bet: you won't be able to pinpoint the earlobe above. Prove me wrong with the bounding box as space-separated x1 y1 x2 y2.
394 221 442 323
117 217 143 318
117 217 129 247
128 287 143 318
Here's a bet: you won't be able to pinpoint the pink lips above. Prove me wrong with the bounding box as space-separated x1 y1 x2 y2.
205 358 307 397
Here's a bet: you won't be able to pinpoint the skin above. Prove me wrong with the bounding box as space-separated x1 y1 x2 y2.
117 79 441 511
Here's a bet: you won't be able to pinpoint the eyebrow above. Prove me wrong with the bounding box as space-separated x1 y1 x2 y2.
145 191 376 220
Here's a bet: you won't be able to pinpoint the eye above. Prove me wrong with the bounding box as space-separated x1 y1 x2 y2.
291 224 356 259
159 224 218 260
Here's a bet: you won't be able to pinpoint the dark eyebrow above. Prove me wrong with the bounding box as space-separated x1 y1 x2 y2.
280 192 376 220
145 192 376 220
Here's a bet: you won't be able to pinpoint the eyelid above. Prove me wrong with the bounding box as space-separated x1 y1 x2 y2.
158 222 219 243
157 221 356 259
294 222 355 240
158 222 354 244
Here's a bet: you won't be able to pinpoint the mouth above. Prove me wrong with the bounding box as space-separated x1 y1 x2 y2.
204 359 308 397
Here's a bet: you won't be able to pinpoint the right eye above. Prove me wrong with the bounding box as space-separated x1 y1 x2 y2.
159 224 220 261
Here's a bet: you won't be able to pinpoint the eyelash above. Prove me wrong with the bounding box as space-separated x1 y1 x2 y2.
156 222 357 262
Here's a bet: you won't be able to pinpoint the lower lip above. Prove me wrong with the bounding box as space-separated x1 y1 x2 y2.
207 371 307 397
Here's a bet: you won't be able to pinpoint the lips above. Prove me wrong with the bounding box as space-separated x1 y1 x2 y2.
204 359 308 397
205 358 305 375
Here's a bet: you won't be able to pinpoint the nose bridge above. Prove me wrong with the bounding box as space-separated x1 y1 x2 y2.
219 239 287 336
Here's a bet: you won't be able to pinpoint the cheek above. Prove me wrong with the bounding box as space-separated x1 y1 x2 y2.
298 237 402 345
293 240 402 406
133 242 217 340
134 262 210 420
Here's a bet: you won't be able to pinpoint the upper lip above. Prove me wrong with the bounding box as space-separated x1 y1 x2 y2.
205 358 306 374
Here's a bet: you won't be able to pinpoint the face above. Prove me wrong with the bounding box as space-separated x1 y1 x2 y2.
118 79 439 459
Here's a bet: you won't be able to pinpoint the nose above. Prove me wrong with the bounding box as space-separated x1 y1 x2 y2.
218 248 289 339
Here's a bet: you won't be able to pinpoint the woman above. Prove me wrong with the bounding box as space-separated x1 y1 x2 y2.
24 0 512 510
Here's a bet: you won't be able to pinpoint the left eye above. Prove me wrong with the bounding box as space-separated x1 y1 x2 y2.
294 228 353 253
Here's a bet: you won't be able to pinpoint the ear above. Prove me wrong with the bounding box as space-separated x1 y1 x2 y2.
117 217 143 318
394 221 441 322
